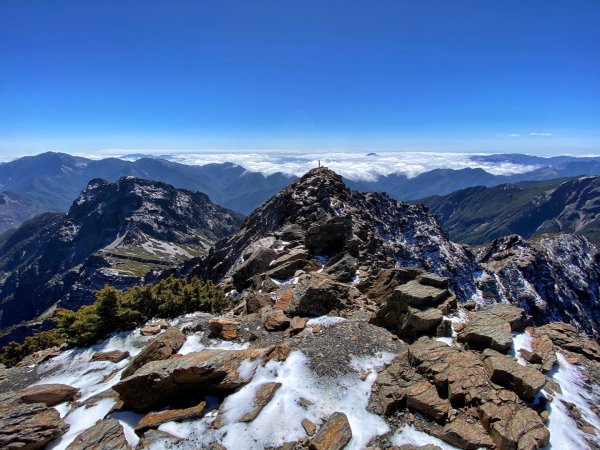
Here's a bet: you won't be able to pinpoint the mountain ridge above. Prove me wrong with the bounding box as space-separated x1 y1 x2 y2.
420 176 600 245
0 177 243 345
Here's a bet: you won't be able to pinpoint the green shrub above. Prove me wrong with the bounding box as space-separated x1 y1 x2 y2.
0 276 229 366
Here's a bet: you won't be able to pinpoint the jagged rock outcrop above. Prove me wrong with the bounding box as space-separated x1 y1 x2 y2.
0 397 69 449
114 346 281 411
189 168 479 300
184 168 600 339
65 418 129 450
477 234 600 339
0 177 243 346
122 327 185 378
370 272 456 341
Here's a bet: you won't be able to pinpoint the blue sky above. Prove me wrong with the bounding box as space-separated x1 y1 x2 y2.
0 0 599 156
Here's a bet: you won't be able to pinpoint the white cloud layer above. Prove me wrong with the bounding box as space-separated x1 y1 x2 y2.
119 151 542 181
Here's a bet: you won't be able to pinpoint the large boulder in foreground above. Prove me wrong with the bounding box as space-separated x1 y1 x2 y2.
408 337 489 405
122 327 185 378
482 349 546 401
16 383 79 407
439 418 494 449
66 418 128 450
480 303 527 331
114 347 279 411
458 310 513 353
0 400 69 449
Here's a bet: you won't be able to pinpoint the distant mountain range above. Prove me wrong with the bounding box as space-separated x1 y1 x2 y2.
0 177 242 346
420 176 600 246
3 151 600 233
0 152 292 232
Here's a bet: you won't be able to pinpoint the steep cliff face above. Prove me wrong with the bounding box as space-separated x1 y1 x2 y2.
477 234 600 339
0 177 243 338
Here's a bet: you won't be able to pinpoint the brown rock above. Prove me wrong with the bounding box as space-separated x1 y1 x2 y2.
288 316 309 336
302 418 317 436
482 349 546 400
267 248 310 279
405 381 449 421
409 338 489 405
66 418 128 450
141 325 162 336
360 267 422 304
264 342 292 363
136 429 181 449
309 411 352 450
135 402 206 434
534 322 600 361
478 402 549 450
275 289 294 310
394 280 448 307
265 310 291 331
527 330 558 372
240 382 282 422
232 247 277 290
286 272 350 317
458 311 513 353
16 346 62 367
114 347 274 411
418 272 450 289
0 400 69 449
122 327 185 378
209 317 241 340
481 303 527 331
245 292 274 314
17 383 79 407
92 350 130 363
439 418 494 449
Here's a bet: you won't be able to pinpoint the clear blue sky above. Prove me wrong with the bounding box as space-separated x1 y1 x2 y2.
0 0 599 156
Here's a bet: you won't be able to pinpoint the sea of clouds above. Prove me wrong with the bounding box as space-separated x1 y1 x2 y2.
116 151 542 181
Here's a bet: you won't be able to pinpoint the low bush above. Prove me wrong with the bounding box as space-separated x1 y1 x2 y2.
0 276 229 366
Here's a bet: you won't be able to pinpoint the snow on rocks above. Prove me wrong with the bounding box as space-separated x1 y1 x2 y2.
544 353 600 449
158 350 394 450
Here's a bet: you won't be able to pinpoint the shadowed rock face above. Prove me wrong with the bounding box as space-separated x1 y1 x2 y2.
190 168 479 299
65 418 129 450
114 347 276 411
0 398 69 449
0 177 244 344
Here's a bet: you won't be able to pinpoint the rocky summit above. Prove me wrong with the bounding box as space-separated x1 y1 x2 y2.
0 167 599 449
0 177 243 345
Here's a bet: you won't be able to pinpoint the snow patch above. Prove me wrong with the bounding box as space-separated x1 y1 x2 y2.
392 424 459 449
545 353 600 449
307 316 347 328
157 350 394 450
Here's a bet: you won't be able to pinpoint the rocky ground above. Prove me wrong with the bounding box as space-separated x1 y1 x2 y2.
1 167 599 449
0 259 599 449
